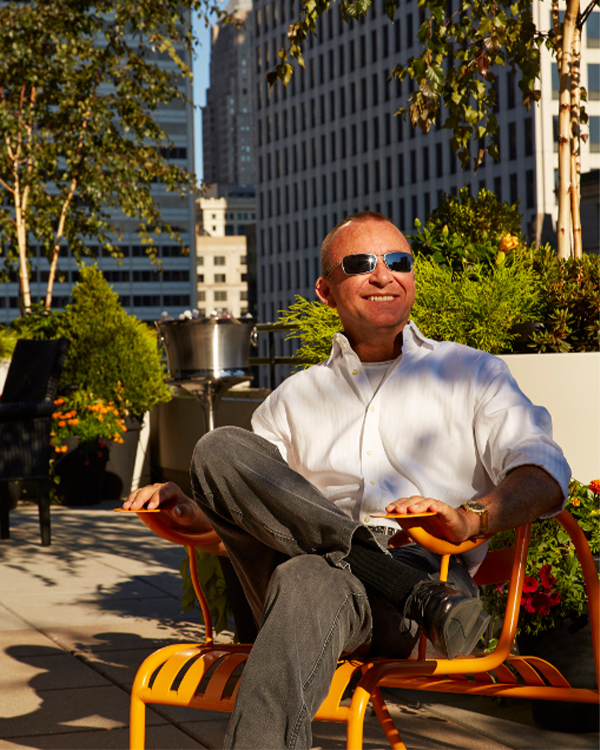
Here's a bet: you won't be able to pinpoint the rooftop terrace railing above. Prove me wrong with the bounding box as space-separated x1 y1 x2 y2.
249 322 311 390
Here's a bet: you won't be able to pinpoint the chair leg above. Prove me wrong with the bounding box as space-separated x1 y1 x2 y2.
37 480 51 547
130 693 147 750
0 482 10 540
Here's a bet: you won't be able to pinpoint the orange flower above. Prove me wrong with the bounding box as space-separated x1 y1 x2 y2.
52 412 62 419
58 420 66 427
67 418 79 426
589 479 600 495
54 398 65 406
499 234 519 253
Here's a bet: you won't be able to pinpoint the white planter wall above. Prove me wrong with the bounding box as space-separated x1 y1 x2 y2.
499 352 600 484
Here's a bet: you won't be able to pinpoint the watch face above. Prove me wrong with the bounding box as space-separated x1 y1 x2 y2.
467 501 486 512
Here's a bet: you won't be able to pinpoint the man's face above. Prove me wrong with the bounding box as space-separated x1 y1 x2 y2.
315 219 415 345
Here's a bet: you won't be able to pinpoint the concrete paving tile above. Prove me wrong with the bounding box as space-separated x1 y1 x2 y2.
0 723 208 749
423 700 600 750
177 718 230 748
0 629 58 658
42 623 205 661
0 606 28 630
0 684 165 739
1 650 108 692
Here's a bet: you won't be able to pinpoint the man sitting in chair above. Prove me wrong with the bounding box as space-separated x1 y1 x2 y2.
124 212 570 750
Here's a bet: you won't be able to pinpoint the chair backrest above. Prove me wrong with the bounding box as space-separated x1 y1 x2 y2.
2 338 70 403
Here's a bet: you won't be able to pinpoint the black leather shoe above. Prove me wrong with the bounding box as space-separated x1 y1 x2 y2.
407 579 490 660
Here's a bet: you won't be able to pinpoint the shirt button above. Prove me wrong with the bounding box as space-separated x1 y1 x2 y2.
370 480 376 486
370 406 375 412
364 515 371 523
366 450 373 456
352 369 359 375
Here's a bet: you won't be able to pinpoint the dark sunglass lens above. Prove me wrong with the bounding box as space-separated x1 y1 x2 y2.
385 253 413 273
343 254 375 274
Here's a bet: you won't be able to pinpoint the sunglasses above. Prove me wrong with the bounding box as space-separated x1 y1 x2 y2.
326 251 414 277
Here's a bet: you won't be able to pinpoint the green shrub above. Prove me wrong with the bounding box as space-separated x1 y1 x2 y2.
410 254 543 353
408 187 524 271
0 326 17 359
528 248 600 353
278 296 342 367
58 265 171 418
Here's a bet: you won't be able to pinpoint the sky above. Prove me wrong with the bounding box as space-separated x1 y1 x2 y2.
191 12 214 181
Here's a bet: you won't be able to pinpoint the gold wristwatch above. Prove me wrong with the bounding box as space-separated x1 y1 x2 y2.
460 500 489 539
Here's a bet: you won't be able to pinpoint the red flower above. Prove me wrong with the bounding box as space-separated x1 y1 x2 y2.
539 564 557 589
522 576 539 593
589 479 600 495
529 590 561 615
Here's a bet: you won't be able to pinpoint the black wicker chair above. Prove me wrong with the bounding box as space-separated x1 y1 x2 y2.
0 338 70 546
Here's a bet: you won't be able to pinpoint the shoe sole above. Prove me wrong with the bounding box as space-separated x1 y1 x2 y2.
441 600 491 660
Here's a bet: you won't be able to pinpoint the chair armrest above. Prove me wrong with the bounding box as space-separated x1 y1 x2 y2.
0 401 55 422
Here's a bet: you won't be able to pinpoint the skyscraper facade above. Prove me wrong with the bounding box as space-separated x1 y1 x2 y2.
202 0 256 191
252 0 599 338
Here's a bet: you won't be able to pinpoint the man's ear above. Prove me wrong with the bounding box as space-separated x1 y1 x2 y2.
315 276 337 309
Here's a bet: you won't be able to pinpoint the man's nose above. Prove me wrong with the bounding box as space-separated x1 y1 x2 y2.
369 256 393 283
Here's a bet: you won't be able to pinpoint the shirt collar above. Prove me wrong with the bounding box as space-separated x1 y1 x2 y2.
330 320 434 363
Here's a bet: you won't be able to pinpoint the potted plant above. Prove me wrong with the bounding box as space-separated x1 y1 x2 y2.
480 479 600 731
56 265 171 498
9 265 172 500
50 391 127 505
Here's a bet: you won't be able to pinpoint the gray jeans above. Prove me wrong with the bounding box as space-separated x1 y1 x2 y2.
190 426 477 750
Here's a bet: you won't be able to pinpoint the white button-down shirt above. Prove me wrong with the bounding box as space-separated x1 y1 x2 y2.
252 322 571 570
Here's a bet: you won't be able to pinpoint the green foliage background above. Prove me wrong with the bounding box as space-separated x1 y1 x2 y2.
8 266 171 418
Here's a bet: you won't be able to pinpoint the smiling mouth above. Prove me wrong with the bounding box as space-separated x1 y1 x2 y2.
366 295 396 301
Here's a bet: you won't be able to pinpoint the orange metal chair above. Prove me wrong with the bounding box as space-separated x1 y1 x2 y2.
129 509 599 750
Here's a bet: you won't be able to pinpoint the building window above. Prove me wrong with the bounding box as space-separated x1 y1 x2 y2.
590 116 600 152
588 12 599 47
494 176 502 203
506 72 516 109
214 274 226 283
588 64 600 99
398 153 404 186
524 117 534 156
436 142 443 177
526 169 535 209
214 291 228 302
214 256 226 266
551 63 559 99
553 116 559 152
508 122 517 160
197 256 204 265
197 274 204 283
410 150 417 182
198 291 206 302
509 173 518 205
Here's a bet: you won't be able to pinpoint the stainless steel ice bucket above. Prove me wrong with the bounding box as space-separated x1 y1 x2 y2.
156 317 256 381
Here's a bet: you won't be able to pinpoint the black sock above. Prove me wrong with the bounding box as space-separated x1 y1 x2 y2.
345 538 428 609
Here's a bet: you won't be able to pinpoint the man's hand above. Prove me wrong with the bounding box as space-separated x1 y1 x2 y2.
123 482 211 534
122 483 227 555
385 496 478 544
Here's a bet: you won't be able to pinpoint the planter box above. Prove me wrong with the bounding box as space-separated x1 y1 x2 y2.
499 352 599 483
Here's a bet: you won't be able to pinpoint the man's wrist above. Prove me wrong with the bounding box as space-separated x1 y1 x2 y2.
460 500 489 539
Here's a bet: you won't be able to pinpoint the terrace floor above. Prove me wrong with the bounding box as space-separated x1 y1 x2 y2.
0 500 598 750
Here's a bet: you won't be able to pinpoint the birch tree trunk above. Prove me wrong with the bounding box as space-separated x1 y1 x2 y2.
556 0 580 259
570 26 582 258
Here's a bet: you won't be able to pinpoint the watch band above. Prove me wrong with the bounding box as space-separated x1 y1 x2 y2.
460 501 489 539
